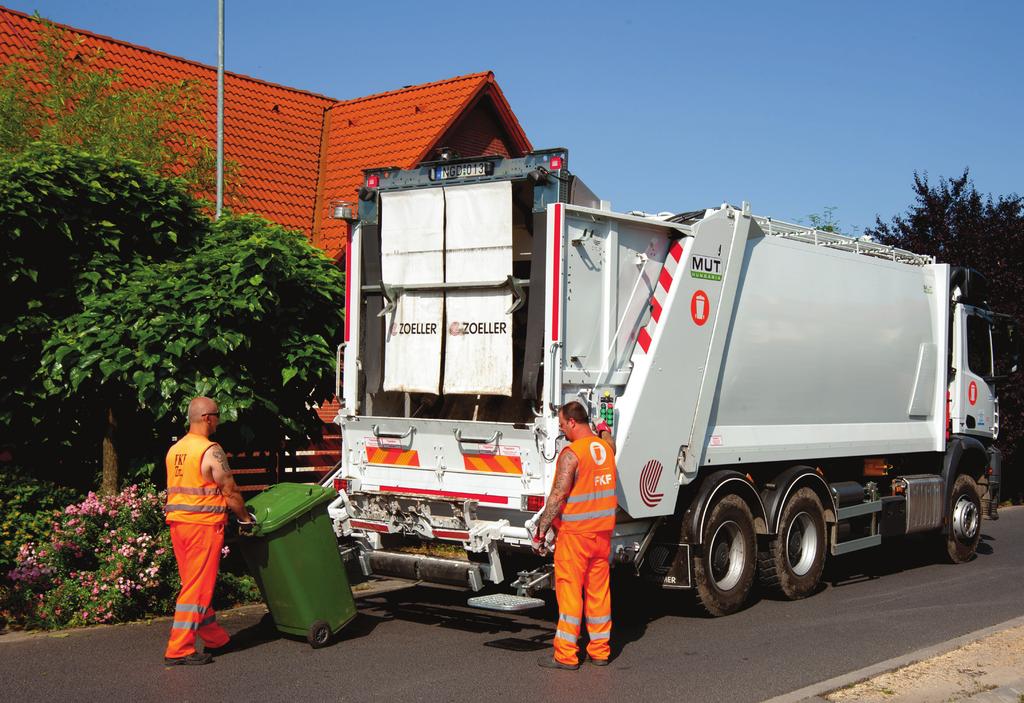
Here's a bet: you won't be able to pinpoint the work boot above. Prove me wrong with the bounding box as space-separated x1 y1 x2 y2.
164 652 213 666
589 657 610 666
537 655 578 670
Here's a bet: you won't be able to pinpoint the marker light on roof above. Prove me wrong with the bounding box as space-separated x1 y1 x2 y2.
549 156 563 170
367 175 379 188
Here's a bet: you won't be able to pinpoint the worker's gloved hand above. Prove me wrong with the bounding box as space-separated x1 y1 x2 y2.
525 518 548 556
595 420 611 435
531 532 549 557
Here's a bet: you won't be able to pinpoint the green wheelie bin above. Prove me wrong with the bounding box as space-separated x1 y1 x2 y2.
239 483 356 648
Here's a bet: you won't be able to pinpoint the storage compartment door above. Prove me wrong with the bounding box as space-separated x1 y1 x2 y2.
443 181 514 396
380 188 445 394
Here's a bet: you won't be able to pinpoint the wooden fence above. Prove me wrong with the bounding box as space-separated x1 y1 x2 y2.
228 423 340 494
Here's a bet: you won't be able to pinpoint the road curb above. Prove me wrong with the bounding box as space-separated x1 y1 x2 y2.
761 614 1024 703
0 577 415 646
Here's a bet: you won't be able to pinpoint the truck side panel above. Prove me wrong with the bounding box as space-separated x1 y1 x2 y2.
703 234 946 464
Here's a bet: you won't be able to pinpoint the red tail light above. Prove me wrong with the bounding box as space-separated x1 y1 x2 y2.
333 477 352 494
366 174 379 188
522 494 545 512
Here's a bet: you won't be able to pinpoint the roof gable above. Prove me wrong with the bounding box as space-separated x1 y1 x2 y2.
313 72 532 258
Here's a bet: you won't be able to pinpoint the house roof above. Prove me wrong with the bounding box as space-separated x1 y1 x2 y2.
0 6 335 236
313 71 532 259
0 8 533 256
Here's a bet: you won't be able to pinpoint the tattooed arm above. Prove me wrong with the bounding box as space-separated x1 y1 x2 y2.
202 444 251 522
534 449 578 550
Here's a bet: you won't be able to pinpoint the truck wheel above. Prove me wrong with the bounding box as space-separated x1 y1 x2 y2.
944 474 981 564
758 488 826 600
307 620 332 648
693 494 756 616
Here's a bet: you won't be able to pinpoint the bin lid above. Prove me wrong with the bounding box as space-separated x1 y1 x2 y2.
245 483 338 534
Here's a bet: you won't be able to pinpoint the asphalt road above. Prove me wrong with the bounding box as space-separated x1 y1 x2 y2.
3 507 1023 703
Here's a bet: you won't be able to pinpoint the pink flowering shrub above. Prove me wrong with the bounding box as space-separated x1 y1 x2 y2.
3 483 259 629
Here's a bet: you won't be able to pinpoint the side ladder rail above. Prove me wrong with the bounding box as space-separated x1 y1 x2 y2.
751 214 933 266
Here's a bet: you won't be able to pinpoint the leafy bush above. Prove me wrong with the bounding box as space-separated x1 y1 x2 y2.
0 468 82 574
2 483 259 629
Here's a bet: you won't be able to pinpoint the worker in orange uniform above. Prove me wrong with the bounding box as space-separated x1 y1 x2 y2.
532 401 617 670
163 396 253 665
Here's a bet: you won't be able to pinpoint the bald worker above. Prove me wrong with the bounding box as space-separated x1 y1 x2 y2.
163 397 253 665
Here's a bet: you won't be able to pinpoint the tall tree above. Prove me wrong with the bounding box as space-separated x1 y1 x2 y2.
865 170 1024 501
40 214 345 471
1 144 344 493
0 143 206 490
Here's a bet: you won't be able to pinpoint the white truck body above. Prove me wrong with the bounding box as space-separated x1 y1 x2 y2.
326 150 1014 608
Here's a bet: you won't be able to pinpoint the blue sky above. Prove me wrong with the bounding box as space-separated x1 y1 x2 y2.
6 0 1022 233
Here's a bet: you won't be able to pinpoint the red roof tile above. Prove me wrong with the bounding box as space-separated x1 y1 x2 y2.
0 7 335 237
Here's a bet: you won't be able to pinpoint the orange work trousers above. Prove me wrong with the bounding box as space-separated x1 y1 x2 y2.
164 522 231 659
552 531 612 666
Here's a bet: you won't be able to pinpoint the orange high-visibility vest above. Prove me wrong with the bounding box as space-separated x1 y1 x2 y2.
558 436 616 534
164 433 228 525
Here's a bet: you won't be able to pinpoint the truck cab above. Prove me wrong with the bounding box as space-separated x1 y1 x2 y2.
950 267 1019 441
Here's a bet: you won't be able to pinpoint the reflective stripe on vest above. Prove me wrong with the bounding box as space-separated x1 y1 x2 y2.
167 486 223 496
164 433 228 525
163 504 229 514
560 437 617 534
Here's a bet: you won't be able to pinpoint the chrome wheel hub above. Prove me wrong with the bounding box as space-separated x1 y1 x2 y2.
709 520 745 591
952 495 979 541
786 511 819 576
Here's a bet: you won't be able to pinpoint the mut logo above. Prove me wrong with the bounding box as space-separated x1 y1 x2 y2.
639 459 664 507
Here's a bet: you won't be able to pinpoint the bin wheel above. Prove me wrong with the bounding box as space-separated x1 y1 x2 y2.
307 620 332 648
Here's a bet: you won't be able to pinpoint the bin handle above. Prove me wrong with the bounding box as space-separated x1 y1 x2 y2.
454 429 501 445
371 424 414 440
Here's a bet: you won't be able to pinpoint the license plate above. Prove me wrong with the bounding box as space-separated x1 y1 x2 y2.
430 161 494 181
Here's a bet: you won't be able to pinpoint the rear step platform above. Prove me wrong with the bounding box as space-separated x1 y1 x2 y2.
467 594 546 611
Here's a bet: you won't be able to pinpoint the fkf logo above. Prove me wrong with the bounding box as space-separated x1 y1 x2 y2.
589 441 612 487
173 453 187 477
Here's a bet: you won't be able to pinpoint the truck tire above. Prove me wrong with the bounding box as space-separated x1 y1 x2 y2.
944 473 981 564
758 488 826 600
693 494 756 616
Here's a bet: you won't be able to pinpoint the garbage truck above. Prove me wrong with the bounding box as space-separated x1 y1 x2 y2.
325 149 1019 615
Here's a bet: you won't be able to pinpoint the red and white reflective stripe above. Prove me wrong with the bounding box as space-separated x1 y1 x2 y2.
350 519 390 532
433 529 470 541
551 203 563 342
344 232 352 342
376 485 509 505
637 240 684 354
